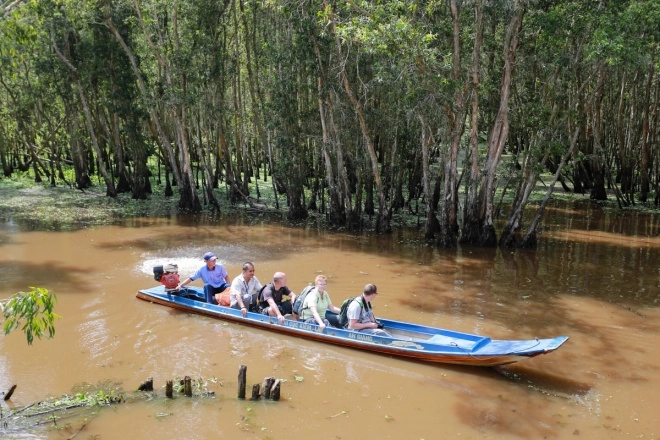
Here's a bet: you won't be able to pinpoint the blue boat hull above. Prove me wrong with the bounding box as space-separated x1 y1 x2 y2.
136 286 568 367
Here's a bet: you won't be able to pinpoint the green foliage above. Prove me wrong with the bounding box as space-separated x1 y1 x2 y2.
53 389 123 407
1 0 660 242
1 287 60 345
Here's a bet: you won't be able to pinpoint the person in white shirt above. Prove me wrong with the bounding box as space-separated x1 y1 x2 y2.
229 262 262 317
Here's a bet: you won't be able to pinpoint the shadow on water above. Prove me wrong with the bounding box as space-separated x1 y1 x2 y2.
446 361 595 438
0 261 93 293
0 231 16 248
495 364 593 397
395 348 592 398
94 229 305 264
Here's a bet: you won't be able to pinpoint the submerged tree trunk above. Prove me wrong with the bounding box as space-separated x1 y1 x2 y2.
520 128 579 247
460 0 484 245
418 116 436 240
638 64 654 202
439 0 468 248
589 65 608 201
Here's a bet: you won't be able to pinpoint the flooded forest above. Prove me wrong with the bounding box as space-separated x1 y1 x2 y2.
1 3 660 437
0 0 658 248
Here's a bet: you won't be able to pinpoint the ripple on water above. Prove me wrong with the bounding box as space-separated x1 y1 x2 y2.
78 297 115 362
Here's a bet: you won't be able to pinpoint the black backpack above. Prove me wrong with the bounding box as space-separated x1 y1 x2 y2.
337 296 364 328
291 285 315 318
255 284 270 311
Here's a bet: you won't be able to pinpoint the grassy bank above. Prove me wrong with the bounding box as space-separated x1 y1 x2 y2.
0 171 642 233
0 177 181 230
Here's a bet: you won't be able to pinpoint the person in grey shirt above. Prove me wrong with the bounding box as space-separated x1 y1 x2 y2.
347 283 391 337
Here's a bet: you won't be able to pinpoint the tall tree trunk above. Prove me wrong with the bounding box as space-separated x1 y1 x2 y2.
52 32 117 197
110 111 132 193
326 0 390 232
329 90 356 228
167 4 201 211
238 0 269 175
589 64 608 201
439 0 468 247
639 64 654 202
418 116 436 240
104 17 183 194
317 75 344 225
460 0 484 245
477 2 525 246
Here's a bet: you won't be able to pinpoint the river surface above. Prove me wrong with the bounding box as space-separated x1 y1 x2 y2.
1 201 659 439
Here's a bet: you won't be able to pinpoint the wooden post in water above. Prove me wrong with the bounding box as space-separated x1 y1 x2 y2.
237 365 247 399
137 378 153 392
262 377 275 400
184 376 192 397
250 384 261 400
270 379 281 401
165 380 173 398
3 384 17 401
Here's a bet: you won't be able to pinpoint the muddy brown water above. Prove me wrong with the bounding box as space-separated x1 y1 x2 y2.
1 203 659 439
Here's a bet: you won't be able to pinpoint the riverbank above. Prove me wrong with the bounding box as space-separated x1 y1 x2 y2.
0 183 176 230
0 177 277 230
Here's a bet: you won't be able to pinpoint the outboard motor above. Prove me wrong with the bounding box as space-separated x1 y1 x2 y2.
153 263 180 291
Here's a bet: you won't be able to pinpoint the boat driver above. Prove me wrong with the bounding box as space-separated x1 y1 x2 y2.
176 252 231 304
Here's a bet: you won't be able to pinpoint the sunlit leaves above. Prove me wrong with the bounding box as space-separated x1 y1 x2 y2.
1 286 60 345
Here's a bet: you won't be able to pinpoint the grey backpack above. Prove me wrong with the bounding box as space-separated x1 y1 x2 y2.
291 285 316 317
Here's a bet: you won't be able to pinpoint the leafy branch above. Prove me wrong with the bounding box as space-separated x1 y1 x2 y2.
1 287 60 345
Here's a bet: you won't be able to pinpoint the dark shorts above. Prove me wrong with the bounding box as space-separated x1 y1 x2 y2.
325 311 341 328
262 300 293 315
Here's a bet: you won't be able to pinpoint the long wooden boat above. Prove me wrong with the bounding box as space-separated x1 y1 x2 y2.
136 285 568 367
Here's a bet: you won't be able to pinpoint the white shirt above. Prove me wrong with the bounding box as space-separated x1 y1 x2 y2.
229 274 262 307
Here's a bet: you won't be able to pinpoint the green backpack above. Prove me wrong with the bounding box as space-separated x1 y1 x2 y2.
337 296 364 328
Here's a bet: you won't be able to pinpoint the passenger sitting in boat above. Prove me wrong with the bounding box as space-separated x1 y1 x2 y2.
347 284 392 337
176 252 230 305
229 262 263 317
299 275 341 330
259 272 295 324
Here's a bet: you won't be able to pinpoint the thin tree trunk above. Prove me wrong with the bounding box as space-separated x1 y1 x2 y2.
460 0 483 245
639 64 654 202
439 0 468 247
589 64 609 201
477 2 525 246
314 49 344 224
520 127 580 247
326 0 390 232
418 116 435 240
104 17 182 191
52 32 117 197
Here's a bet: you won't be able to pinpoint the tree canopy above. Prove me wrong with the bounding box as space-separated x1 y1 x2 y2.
1 0 658 246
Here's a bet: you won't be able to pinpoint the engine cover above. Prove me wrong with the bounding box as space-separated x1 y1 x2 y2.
160 272 180 290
